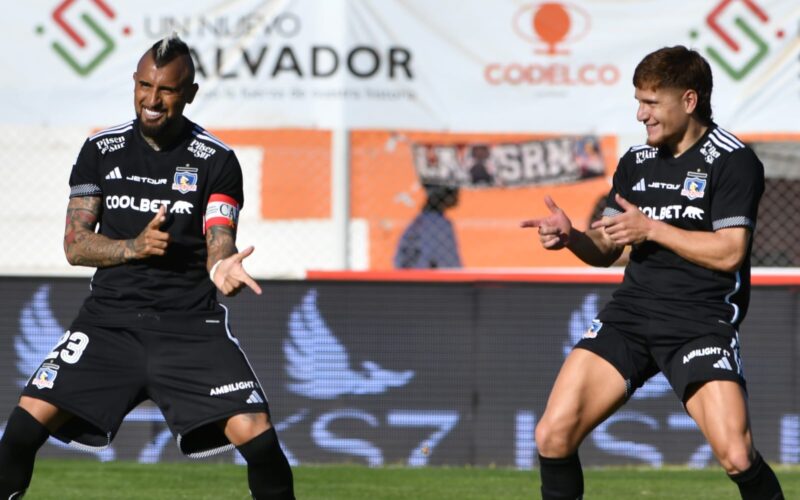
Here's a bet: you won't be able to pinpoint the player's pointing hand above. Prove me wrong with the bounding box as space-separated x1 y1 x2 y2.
212 245 263 297
129 205 170 259
520 195 573 250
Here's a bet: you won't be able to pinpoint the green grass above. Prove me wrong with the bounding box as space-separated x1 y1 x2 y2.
24 459 800 499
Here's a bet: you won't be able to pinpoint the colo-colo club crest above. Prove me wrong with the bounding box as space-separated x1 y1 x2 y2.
172 166 198 194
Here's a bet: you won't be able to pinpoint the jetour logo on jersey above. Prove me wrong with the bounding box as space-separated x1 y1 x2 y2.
484 2 620 86
36 0 131 77
689 0 787 81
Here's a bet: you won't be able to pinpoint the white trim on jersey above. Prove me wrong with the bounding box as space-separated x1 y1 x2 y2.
710 127 745 152
220 303 269 402
629 144 654 152
708 132 735 152
714 127 745 148
192 125 231 151
723 271 742 325
90 121 134 140
177 305 268 459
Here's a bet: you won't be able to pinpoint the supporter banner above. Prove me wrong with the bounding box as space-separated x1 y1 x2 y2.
411 136 605 188
1 278 798 467
5 0 799 132
350 131 617 269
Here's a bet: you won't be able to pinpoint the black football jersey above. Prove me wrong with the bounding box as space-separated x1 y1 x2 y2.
598 124 764 333
68 119 244 320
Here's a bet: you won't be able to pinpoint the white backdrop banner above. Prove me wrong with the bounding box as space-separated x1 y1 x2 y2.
3 0 799 132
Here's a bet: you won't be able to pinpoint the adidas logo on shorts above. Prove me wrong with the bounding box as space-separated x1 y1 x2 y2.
713 357 733 370
246 390 264 404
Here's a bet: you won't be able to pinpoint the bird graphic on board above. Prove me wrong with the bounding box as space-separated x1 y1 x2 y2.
567 293 671 399
15 284 116 461
284 289 415 400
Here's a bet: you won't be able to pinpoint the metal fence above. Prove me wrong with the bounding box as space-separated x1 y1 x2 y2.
0 127 798 276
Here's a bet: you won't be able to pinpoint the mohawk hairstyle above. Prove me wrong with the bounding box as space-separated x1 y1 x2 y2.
149 32 194 68
147 32 195 84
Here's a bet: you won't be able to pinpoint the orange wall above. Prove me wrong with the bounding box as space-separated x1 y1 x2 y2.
350 131 618 269
212 129 331 220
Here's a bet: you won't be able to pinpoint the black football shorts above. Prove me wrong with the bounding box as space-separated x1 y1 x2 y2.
21 305 270 457
574 317 745 402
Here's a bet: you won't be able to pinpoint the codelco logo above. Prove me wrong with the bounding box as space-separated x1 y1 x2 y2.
485 2 620 86
36 0 130 77
690 0 785 81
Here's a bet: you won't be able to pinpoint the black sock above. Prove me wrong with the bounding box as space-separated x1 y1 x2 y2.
539 453 584 500
236 427 295 500
0 407 51 498
728 451 784 500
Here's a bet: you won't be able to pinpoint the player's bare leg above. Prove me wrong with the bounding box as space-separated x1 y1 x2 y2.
535 348 628 500
537 348 627 456
0 397 71 498
685 381 783 499
18 396 72 432
224 411 272 445
222 412 294 500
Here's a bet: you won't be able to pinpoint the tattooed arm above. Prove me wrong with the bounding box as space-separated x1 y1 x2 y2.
63 196 170 267
206 224 262 296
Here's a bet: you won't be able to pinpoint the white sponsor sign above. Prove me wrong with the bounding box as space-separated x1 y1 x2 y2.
3 0 798 133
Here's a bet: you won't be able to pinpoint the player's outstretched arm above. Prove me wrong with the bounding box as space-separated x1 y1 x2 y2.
64 197 170 267
206 225 262 296
593 194 748 272
521 195 623 267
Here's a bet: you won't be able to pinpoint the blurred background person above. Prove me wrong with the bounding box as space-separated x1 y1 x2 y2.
394 183 462 269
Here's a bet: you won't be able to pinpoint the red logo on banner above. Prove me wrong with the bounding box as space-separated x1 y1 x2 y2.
512 2 591 55
484 2 618 86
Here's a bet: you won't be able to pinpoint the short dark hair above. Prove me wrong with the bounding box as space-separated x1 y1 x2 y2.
423 183 458 212
633 45 713 124
149 34 195 81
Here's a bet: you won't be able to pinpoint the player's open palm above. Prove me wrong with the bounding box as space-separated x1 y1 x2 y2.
131 206 170 258
213 246 263 296
520 196 573 250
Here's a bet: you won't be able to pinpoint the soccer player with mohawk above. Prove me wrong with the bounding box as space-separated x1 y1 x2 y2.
0 35 294 499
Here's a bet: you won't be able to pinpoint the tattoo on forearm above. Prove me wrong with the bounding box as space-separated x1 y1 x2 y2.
206 225 237 269
64 196 131 268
